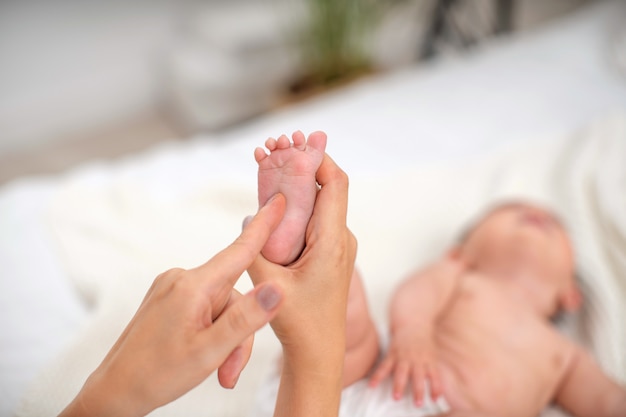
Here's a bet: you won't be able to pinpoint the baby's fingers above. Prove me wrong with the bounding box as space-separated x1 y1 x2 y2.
392 362 410 401
368 357 394 388
410 366 427 406
426 363 444 399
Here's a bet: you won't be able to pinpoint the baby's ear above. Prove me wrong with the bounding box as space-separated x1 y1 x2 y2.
560 285 582 312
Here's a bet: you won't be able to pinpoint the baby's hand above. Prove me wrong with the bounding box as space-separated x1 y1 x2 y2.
368 328 443 407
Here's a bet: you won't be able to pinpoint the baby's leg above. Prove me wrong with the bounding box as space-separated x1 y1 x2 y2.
255 130 326 265
343 268 380 387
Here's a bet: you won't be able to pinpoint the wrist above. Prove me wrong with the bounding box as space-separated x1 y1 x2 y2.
391 320 434 338
274 362 343 417
275 343 345 417
60 367 143 417
58 393 90 417
282 333 346 371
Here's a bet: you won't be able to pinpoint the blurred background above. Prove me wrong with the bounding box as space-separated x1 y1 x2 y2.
0 0 602 183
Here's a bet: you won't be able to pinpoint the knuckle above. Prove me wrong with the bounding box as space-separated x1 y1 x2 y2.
169 271 196 292
230 238 257 262
156 267 185 282
152 267 187 292
331 167 349 187
226 305 254 334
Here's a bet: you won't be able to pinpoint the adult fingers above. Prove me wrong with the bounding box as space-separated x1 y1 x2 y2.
192 194 286 288
216 292 255 389
311 154 350 231
217 340 252 389
247 252 278 288
195 283 284 375
308 155 356 267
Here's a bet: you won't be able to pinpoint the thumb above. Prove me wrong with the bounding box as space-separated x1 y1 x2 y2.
197 283 284 372
247 251 279 287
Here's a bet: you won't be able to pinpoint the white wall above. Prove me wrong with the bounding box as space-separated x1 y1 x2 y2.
0 0 186 155
0 0 594 155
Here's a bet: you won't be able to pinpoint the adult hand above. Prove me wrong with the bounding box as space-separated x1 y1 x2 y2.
248 154 357 417
60 194 287 417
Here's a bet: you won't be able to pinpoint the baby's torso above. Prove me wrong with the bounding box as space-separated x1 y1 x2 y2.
433 273 575 417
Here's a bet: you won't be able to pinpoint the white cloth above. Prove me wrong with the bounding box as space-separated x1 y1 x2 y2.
251 371 450 417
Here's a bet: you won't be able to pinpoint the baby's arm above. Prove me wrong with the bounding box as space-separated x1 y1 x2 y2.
369 255 464 404
555 345 626 417
388 255 463 336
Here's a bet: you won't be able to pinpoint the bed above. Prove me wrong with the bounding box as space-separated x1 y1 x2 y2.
2 1 626 416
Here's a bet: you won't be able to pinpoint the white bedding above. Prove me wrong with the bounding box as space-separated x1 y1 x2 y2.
2 1 626 416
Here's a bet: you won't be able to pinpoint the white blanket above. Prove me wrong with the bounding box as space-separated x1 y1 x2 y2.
15 112 626 416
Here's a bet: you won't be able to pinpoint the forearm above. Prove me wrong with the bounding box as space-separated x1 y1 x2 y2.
58 370 142 417
274 343 345 417
390 280 438 333
272 296 348 417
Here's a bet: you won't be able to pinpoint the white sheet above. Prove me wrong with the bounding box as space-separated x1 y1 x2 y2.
2 1 626 416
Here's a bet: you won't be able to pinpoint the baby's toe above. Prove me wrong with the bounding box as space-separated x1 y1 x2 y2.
254 147 268 163
276 135 291 149
292 130 306 150
265 137 277 151
307 131 327 153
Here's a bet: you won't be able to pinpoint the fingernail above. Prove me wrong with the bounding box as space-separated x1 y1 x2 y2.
256 285 282 311
241 215 253 230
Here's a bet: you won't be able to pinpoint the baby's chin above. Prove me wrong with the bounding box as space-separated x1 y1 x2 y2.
482 262 555 283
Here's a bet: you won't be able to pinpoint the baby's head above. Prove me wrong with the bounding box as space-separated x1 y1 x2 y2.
452 201 582 317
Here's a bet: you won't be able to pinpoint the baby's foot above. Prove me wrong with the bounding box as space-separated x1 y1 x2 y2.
255 130 327 265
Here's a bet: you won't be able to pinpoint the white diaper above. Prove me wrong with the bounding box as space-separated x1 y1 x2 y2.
250 370 450 417
340 378 450 417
